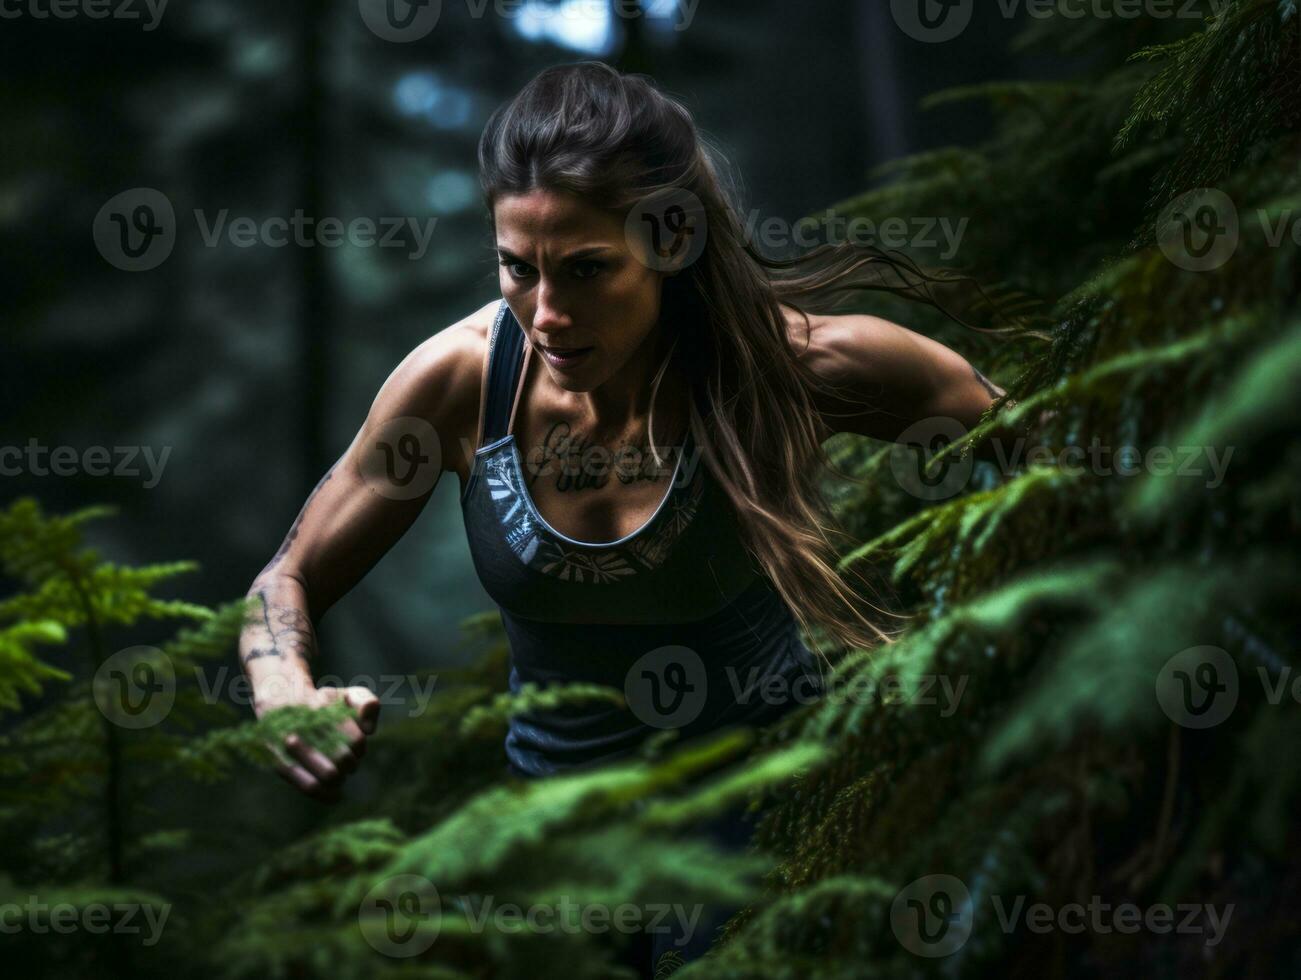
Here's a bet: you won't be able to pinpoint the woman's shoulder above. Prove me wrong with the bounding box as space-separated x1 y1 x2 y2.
372 299 502 476
401 298 499 401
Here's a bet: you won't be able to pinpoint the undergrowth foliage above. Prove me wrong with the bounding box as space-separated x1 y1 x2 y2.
2 3 1298 978
702 2 1299 977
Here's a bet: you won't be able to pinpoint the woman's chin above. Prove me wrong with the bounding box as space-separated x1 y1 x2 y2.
540 354 602 389
548 372 598 393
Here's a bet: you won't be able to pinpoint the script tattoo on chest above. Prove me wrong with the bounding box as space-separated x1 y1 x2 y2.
521 420 678 493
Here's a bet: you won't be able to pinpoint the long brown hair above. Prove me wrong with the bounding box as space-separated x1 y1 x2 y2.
478 61 979 666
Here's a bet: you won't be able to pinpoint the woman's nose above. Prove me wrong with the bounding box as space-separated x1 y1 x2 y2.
533 278 572 331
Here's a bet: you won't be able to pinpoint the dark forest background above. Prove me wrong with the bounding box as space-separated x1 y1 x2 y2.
3 0 1063 680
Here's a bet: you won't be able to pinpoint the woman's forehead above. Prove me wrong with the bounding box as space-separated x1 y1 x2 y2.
494 189 622 242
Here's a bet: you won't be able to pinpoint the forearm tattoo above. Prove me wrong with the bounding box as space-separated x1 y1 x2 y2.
243 469 333 665
521 421 678 492
243 588 316 665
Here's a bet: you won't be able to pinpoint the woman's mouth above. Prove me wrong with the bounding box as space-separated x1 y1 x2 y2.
537 343 594 369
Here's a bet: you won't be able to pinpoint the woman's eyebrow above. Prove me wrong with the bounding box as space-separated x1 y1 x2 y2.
496 245 615 263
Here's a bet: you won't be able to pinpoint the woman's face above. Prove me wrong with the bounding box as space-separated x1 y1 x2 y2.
493 188 668 396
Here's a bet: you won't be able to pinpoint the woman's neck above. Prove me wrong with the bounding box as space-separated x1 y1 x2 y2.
549 322 684 435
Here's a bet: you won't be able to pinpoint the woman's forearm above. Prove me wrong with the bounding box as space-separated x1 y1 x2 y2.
239 570 319 715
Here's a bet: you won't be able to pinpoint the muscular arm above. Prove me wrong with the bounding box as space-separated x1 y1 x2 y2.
798 312 1009 458
239 303 491 709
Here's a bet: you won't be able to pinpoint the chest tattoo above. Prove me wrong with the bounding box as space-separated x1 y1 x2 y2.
521 420 679 493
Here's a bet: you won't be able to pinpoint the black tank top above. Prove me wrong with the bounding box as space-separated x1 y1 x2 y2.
460 300 823 776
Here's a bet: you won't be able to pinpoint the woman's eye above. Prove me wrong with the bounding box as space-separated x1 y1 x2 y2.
498 258 602 280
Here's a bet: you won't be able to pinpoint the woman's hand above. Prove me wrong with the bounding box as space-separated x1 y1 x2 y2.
255 685 380 804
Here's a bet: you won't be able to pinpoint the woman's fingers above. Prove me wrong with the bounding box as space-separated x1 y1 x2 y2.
274 760 319 793
284 733 344 784
344 686 381 735
330 717 366 774
279 741 344 803
261 686 379 803
319 687 378 776
268 742 340 802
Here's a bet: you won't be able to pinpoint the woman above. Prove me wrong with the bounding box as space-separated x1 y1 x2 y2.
238 60 1003 974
